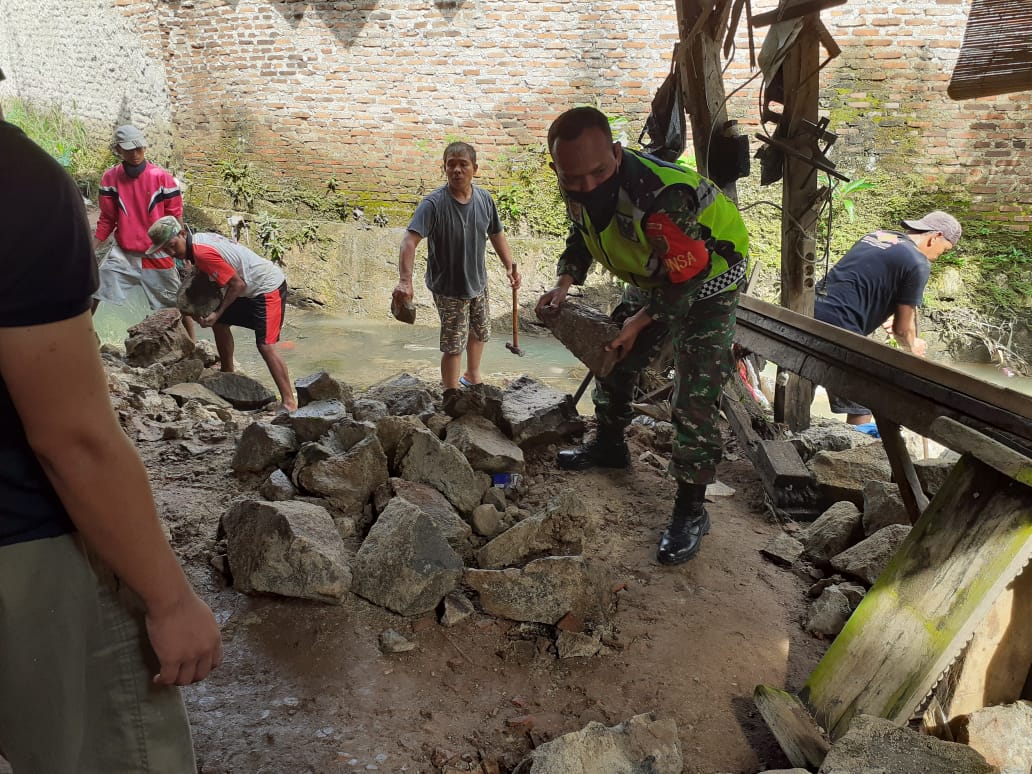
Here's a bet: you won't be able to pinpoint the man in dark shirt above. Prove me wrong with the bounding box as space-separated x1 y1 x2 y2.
392 142 520 390
814 210 961 424
0 82 221 770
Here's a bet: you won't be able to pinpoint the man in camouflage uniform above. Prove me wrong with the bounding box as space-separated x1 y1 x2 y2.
536 107 748 566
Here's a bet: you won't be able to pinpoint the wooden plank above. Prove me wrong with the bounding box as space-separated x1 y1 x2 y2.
753 685 831 769
750 0 847 27
876 418 930 521
945 565 1032 720
799 456 1032 739
931 417 1032 486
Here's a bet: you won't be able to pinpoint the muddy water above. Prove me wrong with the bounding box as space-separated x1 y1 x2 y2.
95 293 1031 419
94 295 594 408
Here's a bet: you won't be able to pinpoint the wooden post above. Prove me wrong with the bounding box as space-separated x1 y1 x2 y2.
675 0 740 202
875 417 930 521
774 14 822 431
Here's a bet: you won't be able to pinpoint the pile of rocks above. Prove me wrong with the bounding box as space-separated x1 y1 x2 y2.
219 365 631 657
761 427 958 639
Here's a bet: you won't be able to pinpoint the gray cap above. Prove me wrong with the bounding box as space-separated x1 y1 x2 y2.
112 124 147 151
901 210 962 246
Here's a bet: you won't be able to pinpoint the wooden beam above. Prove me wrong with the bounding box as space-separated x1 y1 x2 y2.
876 418 930 522
775 14 822 431
750 0 847 27
754 685 831 769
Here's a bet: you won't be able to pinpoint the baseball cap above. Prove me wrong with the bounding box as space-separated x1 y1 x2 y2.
146 215 183 255
901 211 962 247
112 124 147 151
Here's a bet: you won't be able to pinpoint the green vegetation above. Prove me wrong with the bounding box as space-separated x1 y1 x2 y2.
3 98 110 193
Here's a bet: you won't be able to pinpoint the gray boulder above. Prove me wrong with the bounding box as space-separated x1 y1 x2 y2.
272 399 348 443
830 523 912 585
162 382 232 409
260 469 297 501
124 309 195 367
373 478 474 559
295 371 354 410
500 375 585 448
293 435 389 515
760 532 805 567
522 713 682 774
220 499 352 604
445 413 525 474
954 701 1032 774
805 585 855 638
818 714 996 774
811 443 892 508
470 503 504 538
176 270 223 318
231 422 299 474
397 429 488 514
200 372 275 410
352 397 389 422
162 358 205 387
862 480 911 535
365 372 436 416
477 490 592 569
465 556 616 625
800 501 864 564
915 456 956 498
326 416 378 453
441 382 504 425
350 499 463 616
374 414 429 471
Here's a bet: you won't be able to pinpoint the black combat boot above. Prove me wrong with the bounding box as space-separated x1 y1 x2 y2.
556 427 630 471
656 483 710 565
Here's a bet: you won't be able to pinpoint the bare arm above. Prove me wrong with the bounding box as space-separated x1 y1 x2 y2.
489 231 520 291
892 304 923 355
201 274 247 327
0 312 222 685
393 230 422 303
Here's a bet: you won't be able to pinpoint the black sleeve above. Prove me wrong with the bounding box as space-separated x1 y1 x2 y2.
0 122 98 328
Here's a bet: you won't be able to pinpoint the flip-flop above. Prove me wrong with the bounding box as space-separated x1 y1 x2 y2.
459 376 475 388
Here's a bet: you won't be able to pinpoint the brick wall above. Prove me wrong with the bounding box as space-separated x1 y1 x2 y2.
1 0 1029 230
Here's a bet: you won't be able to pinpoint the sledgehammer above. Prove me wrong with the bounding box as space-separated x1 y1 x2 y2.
506 262 525 356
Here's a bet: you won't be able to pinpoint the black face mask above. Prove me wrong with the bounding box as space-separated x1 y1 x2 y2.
122 160 147 178
564 168 621 231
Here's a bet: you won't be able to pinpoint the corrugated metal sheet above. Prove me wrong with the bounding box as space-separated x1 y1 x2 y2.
948 0 1032 99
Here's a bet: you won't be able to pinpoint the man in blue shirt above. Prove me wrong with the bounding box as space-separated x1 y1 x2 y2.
815 210 961 424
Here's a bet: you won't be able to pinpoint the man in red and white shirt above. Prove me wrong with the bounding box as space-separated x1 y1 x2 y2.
93 125 194 337
146 216 296 411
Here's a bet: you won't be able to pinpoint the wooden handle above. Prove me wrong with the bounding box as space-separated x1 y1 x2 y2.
511 262 519 346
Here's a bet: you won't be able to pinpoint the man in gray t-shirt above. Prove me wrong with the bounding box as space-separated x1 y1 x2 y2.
393 142 520 390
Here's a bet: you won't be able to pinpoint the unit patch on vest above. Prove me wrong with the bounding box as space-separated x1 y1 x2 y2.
645 212 710 284
615 213 639 243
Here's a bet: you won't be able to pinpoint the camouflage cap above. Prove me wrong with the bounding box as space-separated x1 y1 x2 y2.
146 215 183 255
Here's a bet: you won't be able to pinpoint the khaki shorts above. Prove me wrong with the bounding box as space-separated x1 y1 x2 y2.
433 291 490 355
94 243 181 311
0 534 196 773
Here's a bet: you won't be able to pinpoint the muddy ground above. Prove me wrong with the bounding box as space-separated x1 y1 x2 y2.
144 416 827 774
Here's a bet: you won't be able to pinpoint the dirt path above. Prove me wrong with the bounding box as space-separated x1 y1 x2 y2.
145 422 825 774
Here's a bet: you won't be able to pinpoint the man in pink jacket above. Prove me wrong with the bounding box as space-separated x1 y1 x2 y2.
92 124 194 338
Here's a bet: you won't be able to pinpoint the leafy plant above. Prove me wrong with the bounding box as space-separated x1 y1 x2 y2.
217 159 264 210
255 211 287 265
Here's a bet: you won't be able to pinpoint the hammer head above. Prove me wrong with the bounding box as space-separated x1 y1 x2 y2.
506 341 525 357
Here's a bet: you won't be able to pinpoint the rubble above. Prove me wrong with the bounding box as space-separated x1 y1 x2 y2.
500 375 585 447
476 490 591 569
811 443 893 508
445 413 525 474
271 399 348 443
365 372 436 416
800 501 864 565
220 499 352 604
200 371 276 410
829 523 912 585
953 700 1032 774
124 308 195 367
861 479 911 534
397 428 488 514
915 455 957 498
231 422 299 474
293 434 390 515
294 370 354 409
535 298 623 378
163 381 232 409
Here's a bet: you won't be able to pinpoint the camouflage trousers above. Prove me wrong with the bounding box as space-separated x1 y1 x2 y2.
594 284 739 485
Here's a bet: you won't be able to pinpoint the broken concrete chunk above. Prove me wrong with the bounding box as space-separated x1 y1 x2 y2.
375 414 430 471
365 372 436 416
477 491 591 570
522 712 682 773
231 422 299 474
830 523 912 586
811 443 892 508
819 714 997 774
200 372 275 410
500 375 585 448
800 501 863 565
295 370 354 410
272 399 348 443
445 413 525 474
761 532 805 567
465 556 616 625
398 428 487 514
376 478 474 560
294 434 389 516
220 499 352 604
350 499 463 616
861 480 910 535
